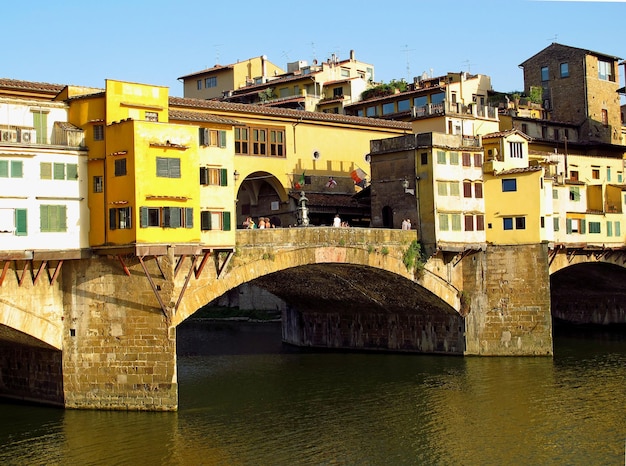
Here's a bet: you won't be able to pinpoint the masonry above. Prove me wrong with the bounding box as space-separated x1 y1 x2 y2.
0 230 554 410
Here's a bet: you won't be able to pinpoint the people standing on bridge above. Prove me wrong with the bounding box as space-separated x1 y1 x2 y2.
258 218 266 229
406 218 411 230
333 214 341 227
246 217 256 229
402 218 409 230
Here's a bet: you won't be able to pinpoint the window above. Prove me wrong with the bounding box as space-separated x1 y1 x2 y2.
40 205 67 232
15 208 27 236
109 207 132 230
449 182 459 196
437 150 446 164
502 179 517 192
156 157 181 178
463 181 472 198
503 218 513 230
449 152 459 165
607 221 613 237
199 167 228 186
197 80 202 90
431 93 445 105
366 106 378 117
93 176 103 193
553 217 560 232
200 211 231 231
560 62 569 78
588 222 601 234
93 124 104 141
554 129 559 141
33 111 47 144
205 77 217 88
145 112 158 122
114 158 127 176
398 99 410 112
601 109 608 126
199 128 227 148
382 102 395 115
42 162 77 180
515 217 526 230
451 214 461 231
521 123 528 134
591 167 600 179
235 126 285 157
1 208 27 235
616 222 621 237
414 96 427 107
570 170 579 181
566 218 585 234
438 213 449 231
598 60 612 81
462 152 471 167
140 206 193 228
474 182 483 198
503 216 526 231
476 215 484 231
437 181 448 196
464 215 474 231
0 160 23 178
569 186 580 201
607 167 611 182
553 189 558 199
618 172 622 183
541 66 549 81
420 152 428 165
333 87 343 97
474 153 483 167
509 142 523 158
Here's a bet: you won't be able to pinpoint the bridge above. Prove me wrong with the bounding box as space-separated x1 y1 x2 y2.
1 227 625 411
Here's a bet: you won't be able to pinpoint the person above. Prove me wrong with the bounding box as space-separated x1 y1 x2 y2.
406 218 412 230
333 214 341 227
258 218 266 229
401 218 408 230
243 217 250 229
248 217 256 229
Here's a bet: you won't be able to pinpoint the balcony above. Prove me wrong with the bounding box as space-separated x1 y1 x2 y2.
411 102 498 120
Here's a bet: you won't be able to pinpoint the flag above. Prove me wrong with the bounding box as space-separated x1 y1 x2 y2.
350 168 367 184
294 171 305 189
326 177 337 188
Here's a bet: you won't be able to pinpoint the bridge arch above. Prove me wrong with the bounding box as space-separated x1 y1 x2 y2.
173 228 462 327
0 300 62 350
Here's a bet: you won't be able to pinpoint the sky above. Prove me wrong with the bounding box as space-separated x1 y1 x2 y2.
2 0 625 97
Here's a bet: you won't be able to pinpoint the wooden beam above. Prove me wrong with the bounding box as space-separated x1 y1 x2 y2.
117 255 131 276
0 261 9 286
32 261 48 285
174 255 198 312
48 260 64 285
138 255 170 321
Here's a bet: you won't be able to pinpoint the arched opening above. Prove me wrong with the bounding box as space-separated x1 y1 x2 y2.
236 171 292 228
382 206 394 228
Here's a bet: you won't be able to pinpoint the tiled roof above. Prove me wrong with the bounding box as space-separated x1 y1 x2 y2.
482 128 531 140
495 166 543 176
0 78 65 94
177 64 235 79
168 109 241 126
230 73 317 94
168 96 412 130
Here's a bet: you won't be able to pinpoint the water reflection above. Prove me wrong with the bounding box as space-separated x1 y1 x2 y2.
0 321 625 465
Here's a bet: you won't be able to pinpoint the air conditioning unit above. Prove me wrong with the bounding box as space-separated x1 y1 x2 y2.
19 129 35 144
1 129 17 142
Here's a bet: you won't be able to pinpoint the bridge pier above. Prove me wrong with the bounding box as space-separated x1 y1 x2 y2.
462 243 553 356
61 257 178 411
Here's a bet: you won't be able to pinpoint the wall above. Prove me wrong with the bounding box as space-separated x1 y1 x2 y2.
464 243 553 356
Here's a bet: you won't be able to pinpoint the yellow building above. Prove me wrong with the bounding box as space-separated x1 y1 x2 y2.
66 80 235 253
178 55 285 100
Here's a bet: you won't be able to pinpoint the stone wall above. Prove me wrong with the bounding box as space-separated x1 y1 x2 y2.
61 257 177 410
463 243 553 356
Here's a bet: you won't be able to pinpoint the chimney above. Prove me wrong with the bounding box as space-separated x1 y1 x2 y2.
350 50 355 61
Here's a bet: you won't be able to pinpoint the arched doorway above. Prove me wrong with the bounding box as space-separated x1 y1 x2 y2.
382 206 394 228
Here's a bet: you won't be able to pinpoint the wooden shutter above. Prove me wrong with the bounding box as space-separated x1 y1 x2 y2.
199 167 208 185
15 209 27 236
222 211 231 231
220 168 228 186
185 208 193 228
140 207 148 228
109 209 117 230
200 211 211 230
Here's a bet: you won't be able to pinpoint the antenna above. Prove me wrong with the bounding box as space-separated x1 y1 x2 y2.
311 42 317 63
462 59 475 73
548 34 558 43
214 44 223 65
401 44 415 82
282 50 291 61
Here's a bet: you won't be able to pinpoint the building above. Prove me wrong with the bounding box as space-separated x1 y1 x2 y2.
0 91 88 263
178 55 285 101
191 50 375 113
519 43 622 145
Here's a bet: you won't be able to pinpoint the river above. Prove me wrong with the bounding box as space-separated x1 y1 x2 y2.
1 320 625 465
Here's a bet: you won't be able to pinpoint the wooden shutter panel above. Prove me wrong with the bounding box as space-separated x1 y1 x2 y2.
201 211 211 230
185 208 193 228
199 167 208 185
219 130 227 148
222 212 231 231
220 168 228 186
140 207 148 228
15 209 27 236
109 209 117 230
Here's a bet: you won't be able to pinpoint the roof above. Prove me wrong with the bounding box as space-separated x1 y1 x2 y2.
177 64 235 80
168 109 241 126
482 128 531 140
0 78 65 94
519 42 622 67
168 96 412 130
495 166 543 176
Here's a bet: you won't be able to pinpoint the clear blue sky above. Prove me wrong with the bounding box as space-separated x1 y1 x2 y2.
2 0 624 97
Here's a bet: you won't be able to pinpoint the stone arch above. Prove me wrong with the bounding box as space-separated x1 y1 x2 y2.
172 244 461 327
0 301 62 350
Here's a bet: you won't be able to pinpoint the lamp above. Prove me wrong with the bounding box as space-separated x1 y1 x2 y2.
402 177 415 195
233 170 240 181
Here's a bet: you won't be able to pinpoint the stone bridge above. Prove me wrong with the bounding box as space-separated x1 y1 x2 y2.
2 227 623 410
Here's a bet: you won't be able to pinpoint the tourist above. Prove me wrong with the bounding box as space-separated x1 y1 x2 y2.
333 214 341 227
258 218 266 229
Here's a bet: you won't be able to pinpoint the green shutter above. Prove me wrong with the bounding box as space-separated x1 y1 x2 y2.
566 219 572 234
0 160 8 177
66 163 78 180
222 212 231 231
40 205 49 232
54 163 65 180
40 162 52 179
199 167 208 185
616 222 621 237
607 221 613 237
11 161 23 178
156 158 169 177
219 130 227 148
170 158 181 178
220 168 228 186
185 208 193 228
15 209 27 236
580 219 586 234
201 211 211 230
140 207 148 228
33 111 47 144
169 208 181 228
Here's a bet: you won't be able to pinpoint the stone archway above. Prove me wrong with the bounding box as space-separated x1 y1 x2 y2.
382 206 393 228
